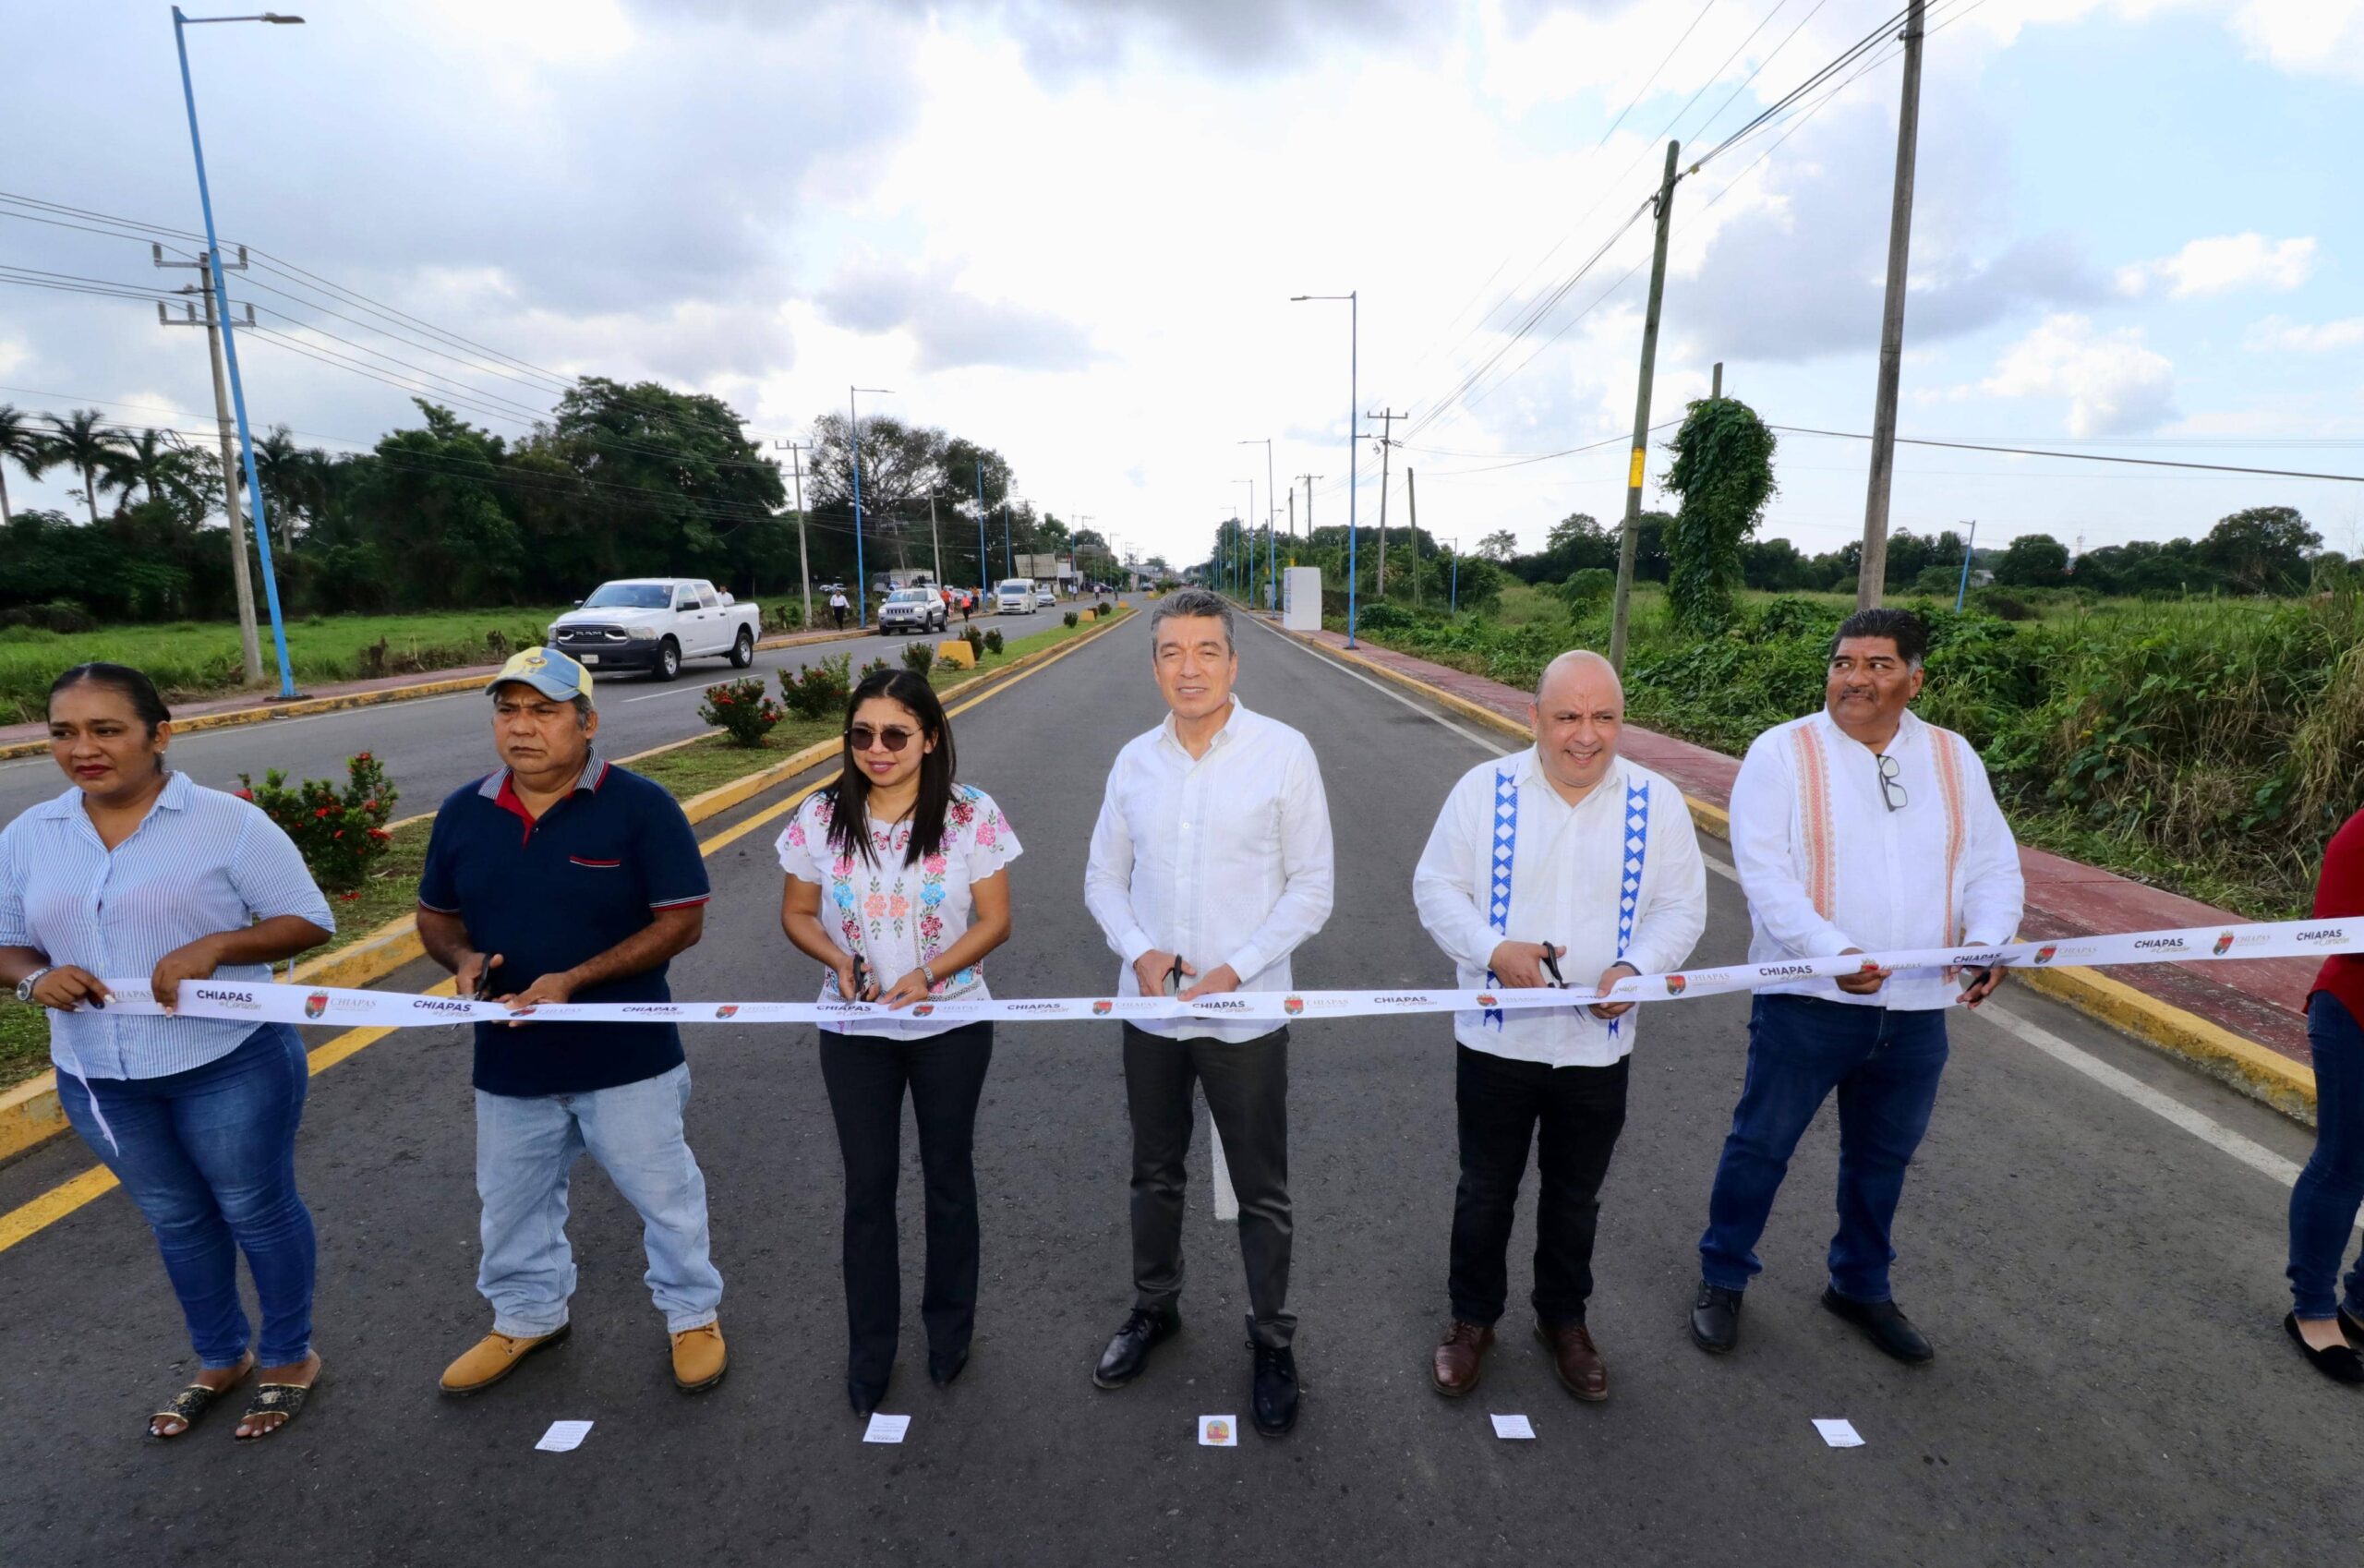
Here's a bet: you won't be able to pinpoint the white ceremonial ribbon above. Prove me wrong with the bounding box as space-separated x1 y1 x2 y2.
70 916 2364 1030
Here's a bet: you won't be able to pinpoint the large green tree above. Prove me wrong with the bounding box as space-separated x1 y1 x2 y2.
42 409 128 525
1661 396 1779 633
2201 505 2320 595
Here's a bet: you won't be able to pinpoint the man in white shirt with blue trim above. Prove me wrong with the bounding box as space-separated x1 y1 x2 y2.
1083 587 1334 1437
1414 650 1706 1402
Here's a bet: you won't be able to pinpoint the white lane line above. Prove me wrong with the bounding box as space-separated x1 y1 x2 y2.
1265 618 2316 1191
619 684 712 704
1248 616 1514 756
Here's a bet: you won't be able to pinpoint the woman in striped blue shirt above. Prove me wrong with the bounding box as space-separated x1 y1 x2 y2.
0 664 334 1441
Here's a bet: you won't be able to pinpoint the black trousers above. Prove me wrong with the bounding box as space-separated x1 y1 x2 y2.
1448 1043 1630 1328
831 606 847 629
817 1022 993 1384
1122 1022 1296 1348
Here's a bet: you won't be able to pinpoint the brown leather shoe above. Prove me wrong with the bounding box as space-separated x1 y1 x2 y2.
439 1324 570 1395
1431 1319 1495 1397
1536 1317 1608 1402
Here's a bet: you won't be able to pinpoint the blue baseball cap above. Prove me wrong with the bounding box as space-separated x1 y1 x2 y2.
488 645 595 706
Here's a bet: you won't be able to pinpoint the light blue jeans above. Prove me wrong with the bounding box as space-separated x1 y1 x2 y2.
474 1063 723 1336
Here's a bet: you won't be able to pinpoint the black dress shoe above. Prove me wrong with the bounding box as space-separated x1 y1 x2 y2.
1093 1306 1179 1390
929 1346 969 1388
1690 1284 1743 1354
2286 1313 2364 1384
1248 1321 1299 1437
2342 1306 2364 1345
848 1376 888 1417
1820 1286 1934 1364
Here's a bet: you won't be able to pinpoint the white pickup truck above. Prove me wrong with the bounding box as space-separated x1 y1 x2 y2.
547 578 764 681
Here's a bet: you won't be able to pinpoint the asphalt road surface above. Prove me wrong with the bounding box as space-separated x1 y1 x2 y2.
0 604 1068 825
0 608 2354 1567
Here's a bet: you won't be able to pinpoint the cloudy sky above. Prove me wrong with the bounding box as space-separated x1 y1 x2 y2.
5 0 2361 571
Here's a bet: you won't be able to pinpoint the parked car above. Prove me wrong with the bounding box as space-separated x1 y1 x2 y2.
548 577 762 681
879 586 948 634
995 578 1035 614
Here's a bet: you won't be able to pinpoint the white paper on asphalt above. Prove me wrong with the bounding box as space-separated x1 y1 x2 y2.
1814 1418 1864 1448
862 1413 911 1444
535 1420 594 1453
1490 1414 1537 1440
1198 1416 1238 1447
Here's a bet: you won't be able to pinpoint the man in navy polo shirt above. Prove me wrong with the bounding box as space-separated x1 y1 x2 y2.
416 646 730 1397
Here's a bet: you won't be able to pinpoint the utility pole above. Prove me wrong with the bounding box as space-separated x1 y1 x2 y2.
1405 465 1421 607
1712 361 1723 398
1366 407 1404 594
1857 0 1927 612
155 247 261 685
972 460 989 596
928 492 943 584
774 439 812 630
1297 475 1321 546
1287 488 1296 555
1609 139 1683 673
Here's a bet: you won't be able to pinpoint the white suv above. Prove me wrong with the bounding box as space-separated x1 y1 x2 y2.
994 579 1034 614
879 587 947 633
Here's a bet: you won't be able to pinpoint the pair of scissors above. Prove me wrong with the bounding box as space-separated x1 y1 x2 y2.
1538 945 1568 990
1164 956 1188 996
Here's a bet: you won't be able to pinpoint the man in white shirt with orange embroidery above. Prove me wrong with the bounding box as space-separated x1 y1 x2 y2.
1083 587 1334 1438
1691 608 2024 1365
1414 650 1706 1404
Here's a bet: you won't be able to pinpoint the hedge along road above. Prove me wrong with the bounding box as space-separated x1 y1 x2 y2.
0 606 2352 1568
0 603 1068 826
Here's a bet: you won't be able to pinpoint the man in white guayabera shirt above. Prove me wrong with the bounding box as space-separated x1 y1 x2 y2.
1690 607 2024 1367
1412 650 1706 1405
1083 587 1334 1439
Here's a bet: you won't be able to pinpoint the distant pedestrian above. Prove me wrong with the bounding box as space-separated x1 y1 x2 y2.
830 588 850 632
2284 810 2364 1383
1690 607 2024 1366
778 669 1020 1417
0 662 334 1441
960 591 972 625
416 646 729 1400
1412 650 1706 1403
1083 585 1334 1436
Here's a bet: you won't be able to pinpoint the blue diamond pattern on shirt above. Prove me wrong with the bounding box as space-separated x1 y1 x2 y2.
1607 778 1650 1041
1482 767 1519 1031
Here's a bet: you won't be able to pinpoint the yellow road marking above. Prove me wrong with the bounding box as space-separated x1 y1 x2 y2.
0 612 1128 1257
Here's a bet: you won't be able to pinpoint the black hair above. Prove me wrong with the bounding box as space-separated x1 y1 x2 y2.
50 662 173 737
823 669 958 867
1830 607 1929 669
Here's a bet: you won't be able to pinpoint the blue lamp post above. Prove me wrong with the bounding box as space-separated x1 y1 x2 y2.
973 462 988 597
848 386 892 627
173 7 303 698
1953 519 1979 610
1290 293 1357 645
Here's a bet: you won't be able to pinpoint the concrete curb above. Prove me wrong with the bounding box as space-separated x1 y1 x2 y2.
0 625 879 763
1286 628 2320 1122
0 607 1135 1164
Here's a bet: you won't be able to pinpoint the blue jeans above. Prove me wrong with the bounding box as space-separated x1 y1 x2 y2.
1699 995 1950 1303
474 1062 723 1336
2288 992 2364 1320
55 1023 315 1369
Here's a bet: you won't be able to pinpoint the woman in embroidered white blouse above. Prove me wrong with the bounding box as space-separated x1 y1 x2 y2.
777 669 1020 1417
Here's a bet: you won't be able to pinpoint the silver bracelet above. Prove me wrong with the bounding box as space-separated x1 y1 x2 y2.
921 961 938 989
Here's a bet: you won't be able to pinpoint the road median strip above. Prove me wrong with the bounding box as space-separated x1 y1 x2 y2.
0 606 1134 1167
1279 623 2321 1122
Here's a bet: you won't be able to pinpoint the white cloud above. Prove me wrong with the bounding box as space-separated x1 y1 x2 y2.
1976 314 2177 435
2244 316 2364 354
2231 0 2364 83
2115 234 2318 297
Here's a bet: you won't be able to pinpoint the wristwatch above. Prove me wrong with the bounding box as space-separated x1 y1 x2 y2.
15 967 53 1004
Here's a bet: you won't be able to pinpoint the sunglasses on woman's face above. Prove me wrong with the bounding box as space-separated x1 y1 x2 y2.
846 724 920 754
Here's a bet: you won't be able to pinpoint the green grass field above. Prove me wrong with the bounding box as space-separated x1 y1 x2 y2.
0 606 1129 1089
0 607 574 726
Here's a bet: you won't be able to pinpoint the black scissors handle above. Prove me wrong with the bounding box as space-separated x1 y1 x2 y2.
851 953 873 1000
1538 944 1567 990
1164 956 1187 996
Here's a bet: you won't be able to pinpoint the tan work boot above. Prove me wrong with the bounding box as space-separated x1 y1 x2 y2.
671 1320 728 1393
440 1323 571 1395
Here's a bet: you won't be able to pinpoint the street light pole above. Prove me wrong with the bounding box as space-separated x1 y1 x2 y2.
1954 519 1978 610
1239 437 1275 611
172 7 303 698
1292 292 1359 645
849 385 892 628
973 460 988 597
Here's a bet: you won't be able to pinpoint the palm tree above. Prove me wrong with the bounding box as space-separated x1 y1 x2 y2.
107 428 199 512
0 404 47 526
44 409 129 525
251 424 318 551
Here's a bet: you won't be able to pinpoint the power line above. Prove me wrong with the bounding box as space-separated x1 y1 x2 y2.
1597 0 1720 147
1769 425 2364 483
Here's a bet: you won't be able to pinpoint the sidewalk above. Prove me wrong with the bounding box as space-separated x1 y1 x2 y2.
0 623 870 755
1297 626 2316 1073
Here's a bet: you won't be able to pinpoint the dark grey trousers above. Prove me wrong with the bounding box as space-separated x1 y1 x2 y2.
1122 1022 1296 1348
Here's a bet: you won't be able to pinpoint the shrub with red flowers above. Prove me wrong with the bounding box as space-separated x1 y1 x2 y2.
699 677 783 747
235 751 399 893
